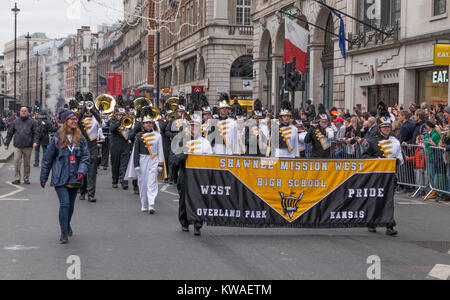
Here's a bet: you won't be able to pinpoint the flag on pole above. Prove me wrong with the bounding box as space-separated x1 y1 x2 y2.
283 17 309 74
328 7 347 59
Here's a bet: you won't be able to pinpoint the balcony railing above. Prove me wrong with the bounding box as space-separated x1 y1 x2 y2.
348 23 400 50
228 25 253 36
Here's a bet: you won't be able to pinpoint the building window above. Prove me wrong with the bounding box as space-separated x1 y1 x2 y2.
356 0 401 34
236 0 252 26
83 67 87 75
418 68 449 107
230 55 253 78
434 0 447 16
183 57 197 83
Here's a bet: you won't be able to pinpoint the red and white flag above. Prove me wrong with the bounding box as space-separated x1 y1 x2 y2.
283 17 309 74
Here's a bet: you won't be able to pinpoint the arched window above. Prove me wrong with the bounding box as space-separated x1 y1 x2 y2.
230 55 253 78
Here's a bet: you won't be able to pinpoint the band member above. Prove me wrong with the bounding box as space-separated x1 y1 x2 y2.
177 113 213 236
133 107 164 214
274 101 298 158
100 112 111 170
165 96 188 184
304 107 334 159
295 120 308 158
110 96 132 189
357 112 403 236
208 93 238 155
160 108 172 184
245 99 269 157
78 93 103 202
201 96 213 138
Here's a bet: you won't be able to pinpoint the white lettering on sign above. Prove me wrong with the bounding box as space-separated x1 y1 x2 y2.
432 71 449 84
437 52 449 58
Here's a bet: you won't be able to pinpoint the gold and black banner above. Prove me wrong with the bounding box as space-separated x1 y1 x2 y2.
185 155 397 228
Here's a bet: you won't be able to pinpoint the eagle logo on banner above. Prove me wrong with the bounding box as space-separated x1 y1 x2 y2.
280 192 304 220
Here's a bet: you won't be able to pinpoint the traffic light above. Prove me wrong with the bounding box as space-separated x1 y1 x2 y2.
284 61 306 92
34 100 40 112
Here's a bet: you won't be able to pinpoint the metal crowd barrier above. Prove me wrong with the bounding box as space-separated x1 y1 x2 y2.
330 141 362 159
397 144 450 199
424 146 450 199
397 144 428 197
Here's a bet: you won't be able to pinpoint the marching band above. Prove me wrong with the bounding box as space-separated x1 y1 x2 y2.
56 91 402 236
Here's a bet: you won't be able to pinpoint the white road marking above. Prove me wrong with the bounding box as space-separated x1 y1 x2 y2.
0 198 29 201
160 184 179 196
0 182 27 200
4 245 40 251
397 201 427 205
427 264 450 280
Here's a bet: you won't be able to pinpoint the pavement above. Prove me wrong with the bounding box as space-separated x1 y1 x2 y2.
0 131 14 164
0 156 449 280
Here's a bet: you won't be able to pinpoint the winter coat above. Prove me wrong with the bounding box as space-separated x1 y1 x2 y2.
4 116 39 148
40 134 90 187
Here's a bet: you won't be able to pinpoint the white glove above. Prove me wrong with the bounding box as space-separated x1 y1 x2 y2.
157 166 163 173
135 167 141 175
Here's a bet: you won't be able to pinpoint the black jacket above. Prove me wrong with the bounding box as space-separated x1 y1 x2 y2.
36 118 57 146
5 117 39 148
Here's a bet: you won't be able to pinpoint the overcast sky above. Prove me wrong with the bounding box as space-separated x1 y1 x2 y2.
0 0 124 55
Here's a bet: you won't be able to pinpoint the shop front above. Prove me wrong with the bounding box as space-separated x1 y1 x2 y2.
417 67 449 107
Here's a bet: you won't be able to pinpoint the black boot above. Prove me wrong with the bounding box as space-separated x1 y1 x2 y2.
88 197 97 203
386 227 398 236
79 194 86 201
194 227 201 236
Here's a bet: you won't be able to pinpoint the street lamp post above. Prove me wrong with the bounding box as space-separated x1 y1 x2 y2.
25 32 31 108
11 2 20 112
35 52 40 105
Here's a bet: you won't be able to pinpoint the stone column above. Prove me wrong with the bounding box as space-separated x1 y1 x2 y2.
309 44 324 107
272 55 283 111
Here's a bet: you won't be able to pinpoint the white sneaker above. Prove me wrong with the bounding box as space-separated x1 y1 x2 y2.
141 207 148 212
149 206 155 214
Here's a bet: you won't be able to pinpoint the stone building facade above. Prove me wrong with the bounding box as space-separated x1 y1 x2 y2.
112 0 155 99
345 0 450 111
157 0 255 107
252 0 347 112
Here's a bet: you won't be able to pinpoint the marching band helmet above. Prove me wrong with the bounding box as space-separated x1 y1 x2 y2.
279 100 292 117
141 105 157 123
201 95 212 115
218 93 231 109
252 99 265 119
116 95 126 114
377 101 392 127
317 104 329 122
177 95 186 112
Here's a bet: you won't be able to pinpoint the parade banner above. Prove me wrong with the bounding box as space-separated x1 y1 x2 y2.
185 155 397 229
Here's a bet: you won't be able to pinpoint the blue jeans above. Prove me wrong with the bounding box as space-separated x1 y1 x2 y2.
35 144 47 165
55 186 78 234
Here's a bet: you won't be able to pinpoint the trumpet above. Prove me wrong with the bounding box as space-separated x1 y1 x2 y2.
121 114 134 129
86 101 94 110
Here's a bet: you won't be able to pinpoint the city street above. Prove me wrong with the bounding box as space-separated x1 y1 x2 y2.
0 158 449 280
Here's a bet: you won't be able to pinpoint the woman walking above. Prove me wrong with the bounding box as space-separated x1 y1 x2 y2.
40 109 90 244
